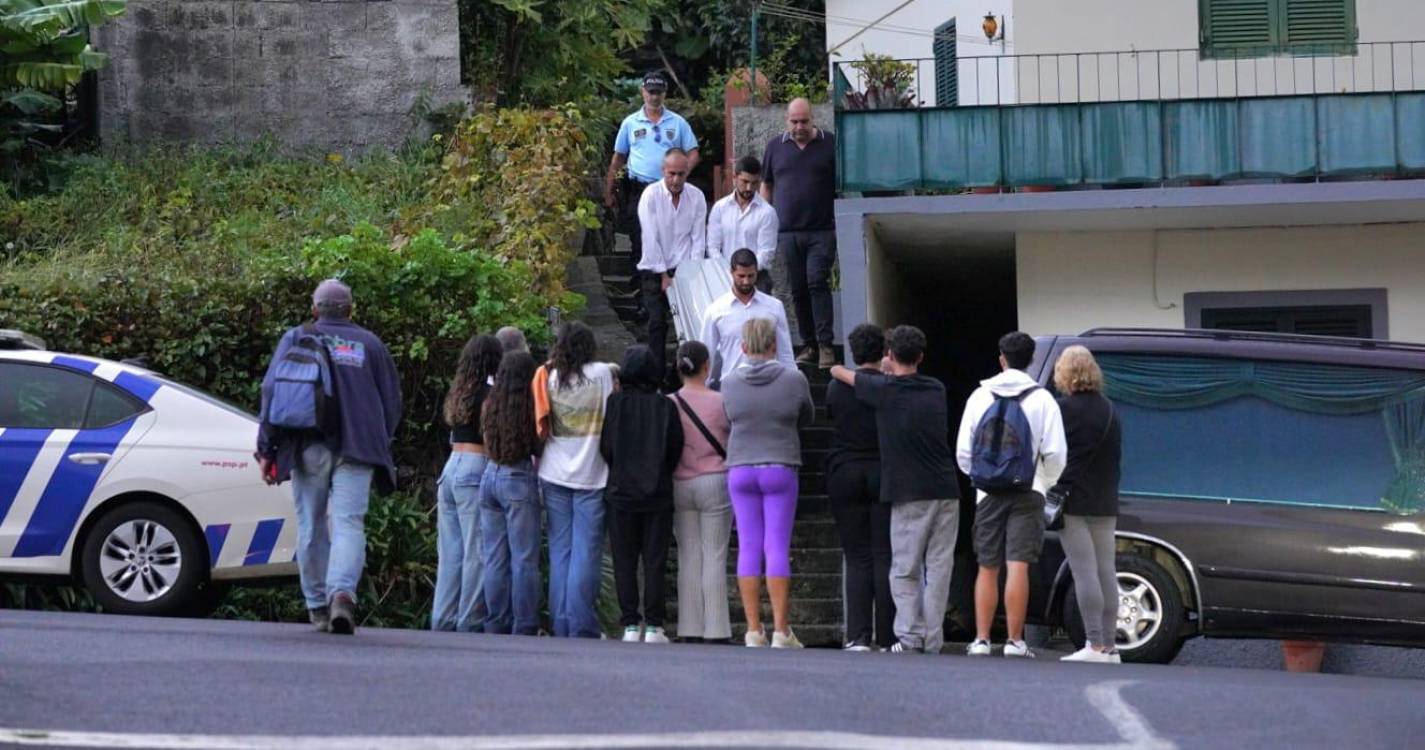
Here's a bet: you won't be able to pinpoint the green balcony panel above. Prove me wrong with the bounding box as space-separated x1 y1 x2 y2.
840 110 922 192
1081 102 1164 184
1317 94 1397 176
1165 100 1240 180
920 108 1002 188
1395 93 1425 173
1240 97 1317 177
1004 105 1082 186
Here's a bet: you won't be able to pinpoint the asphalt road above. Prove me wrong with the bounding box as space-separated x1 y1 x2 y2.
2 610 1423 750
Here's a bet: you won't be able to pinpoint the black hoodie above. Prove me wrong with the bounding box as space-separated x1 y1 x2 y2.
599 346 685 512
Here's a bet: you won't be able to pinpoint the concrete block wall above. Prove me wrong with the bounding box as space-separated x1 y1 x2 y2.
96 1 466 152
729 102 834 166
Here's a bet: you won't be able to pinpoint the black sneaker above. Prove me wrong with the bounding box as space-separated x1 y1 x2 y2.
329 592 356 635
843 636 873 653
889 641 922 654
308 606 331 633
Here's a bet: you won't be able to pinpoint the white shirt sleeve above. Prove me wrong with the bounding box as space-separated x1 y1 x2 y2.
1035 393 1068 491
774 303 796 371
637 186 664 273
706 200 725 259
691 190 708 263
756 205 779 269
956 388 987 476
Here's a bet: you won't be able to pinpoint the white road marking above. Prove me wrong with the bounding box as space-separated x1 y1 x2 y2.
0 680 1174 750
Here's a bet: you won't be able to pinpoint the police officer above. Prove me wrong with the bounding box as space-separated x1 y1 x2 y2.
604 71 700 274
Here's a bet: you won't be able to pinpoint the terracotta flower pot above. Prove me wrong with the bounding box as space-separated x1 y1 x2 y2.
1281 640 1326 673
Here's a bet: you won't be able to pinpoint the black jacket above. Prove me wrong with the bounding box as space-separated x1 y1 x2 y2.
600 346 685 512
1051 391 1122 517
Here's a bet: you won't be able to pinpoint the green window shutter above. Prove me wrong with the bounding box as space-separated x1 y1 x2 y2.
1201 0 1275 57
1282 0 1356 48
933 19 958 107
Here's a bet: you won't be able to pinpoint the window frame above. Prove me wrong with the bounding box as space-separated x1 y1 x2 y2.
1199 0 1358 60
0 361 150 430
1183 288 1387 339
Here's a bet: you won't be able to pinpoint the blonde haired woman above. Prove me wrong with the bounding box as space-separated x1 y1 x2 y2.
1051 346 1123 664
720 317 814 648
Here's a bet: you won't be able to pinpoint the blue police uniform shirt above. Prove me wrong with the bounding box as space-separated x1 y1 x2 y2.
613 107 698 183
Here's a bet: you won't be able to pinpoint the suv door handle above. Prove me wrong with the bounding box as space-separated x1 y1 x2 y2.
68 453 112 465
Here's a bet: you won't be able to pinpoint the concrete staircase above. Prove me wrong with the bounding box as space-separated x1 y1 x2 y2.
596 253 847 647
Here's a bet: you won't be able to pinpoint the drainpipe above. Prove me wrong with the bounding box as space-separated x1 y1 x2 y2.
750 4 759 106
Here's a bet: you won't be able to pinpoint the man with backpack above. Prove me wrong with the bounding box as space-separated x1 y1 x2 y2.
955 332 1066 658
256 279 403 636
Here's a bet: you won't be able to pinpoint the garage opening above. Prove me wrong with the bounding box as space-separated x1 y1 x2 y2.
863 215 1019 636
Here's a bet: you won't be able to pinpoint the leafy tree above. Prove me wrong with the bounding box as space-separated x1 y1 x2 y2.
1 0 126 191
460 0 666 105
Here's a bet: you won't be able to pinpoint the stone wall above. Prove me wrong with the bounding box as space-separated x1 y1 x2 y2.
96 0 466 152
728 102 834 165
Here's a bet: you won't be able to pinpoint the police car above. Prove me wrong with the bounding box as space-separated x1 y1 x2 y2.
0 330 297 615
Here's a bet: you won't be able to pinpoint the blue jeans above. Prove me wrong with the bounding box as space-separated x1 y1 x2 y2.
289 443 374 609
431 451 489 632
480 460 542 635
542 481 606 638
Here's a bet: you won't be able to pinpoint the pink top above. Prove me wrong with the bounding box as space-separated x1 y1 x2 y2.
669 388 730 480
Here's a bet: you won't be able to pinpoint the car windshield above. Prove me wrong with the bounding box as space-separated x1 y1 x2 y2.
152 375 258 422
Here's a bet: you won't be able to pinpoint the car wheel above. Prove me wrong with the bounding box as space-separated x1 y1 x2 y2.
1063 552 1186 664
80 501 206 617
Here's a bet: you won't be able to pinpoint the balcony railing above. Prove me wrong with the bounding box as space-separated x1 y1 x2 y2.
834 42 1425 109
832 44 1425 192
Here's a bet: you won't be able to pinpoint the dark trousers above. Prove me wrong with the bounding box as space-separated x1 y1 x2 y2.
640 271 671 375
618 178 653 270
608 506 674 627
779 230 837 347
828 460 895 648
755 268 773 295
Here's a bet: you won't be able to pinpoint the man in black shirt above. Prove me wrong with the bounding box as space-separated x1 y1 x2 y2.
762 98 838 369
824 323 895 652
829 325 960 654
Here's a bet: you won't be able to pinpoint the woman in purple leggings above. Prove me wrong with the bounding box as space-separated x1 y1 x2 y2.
720 318 815 648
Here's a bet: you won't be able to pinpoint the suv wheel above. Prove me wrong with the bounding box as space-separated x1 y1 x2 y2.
1064 551 1186 664
80 501 205 616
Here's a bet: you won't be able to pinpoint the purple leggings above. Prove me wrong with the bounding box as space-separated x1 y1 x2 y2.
728 465 799 577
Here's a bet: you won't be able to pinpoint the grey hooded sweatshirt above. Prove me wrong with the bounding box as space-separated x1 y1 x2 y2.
721 359 815 468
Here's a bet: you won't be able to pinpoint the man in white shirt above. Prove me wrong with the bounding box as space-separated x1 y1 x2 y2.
699 248 795 390
637 148 707 375
706 155 778 293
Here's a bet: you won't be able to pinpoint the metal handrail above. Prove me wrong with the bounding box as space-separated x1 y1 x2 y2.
834 41 1425 109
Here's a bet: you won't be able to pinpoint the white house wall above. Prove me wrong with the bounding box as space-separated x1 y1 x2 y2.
1015 223 1425 341
1010 0 1425 103
825 0 1015 105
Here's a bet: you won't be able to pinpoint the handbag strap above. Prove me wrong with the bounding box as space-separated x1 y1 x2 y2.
674 393 727 460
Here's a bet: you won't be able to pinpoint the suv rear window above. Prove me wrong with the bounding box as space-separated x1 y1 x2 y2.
1098 354 1425 514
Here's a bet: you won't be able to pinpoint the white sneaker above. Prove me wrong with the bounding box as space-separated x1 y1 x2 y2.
772 628 804 649
744 629 769 647
642 626 670 644
1060 643 1115 663
1107 650 1123 664
966 639 992 656
1003 639 1036 658
621 625 643 643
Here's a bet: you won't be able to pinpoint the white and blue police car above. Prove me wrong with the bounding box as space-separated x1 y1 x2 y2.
0 330 297 615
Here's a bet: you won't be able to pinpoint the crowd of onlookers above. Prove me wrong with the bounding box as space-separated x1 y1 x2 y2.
255 72 1125 661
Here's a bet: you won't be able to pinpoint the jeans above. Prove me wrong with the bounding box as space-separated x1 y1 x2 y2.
431 452 489 632
543 481 606 638
290 442 374 609
480 461 542 635
778 230 836 347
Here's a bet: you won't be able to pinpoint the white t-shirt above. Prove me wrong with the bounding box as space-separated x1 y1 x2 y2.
538 362 616 489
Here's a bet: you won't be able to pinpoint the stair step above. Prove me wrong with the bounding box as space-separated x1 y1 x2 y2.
729 598 844 626
597 254 637 277
664 572 844 601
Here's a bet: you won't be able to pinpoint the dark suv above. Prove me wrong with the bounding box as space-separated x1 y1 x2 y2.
1026 328 1425 663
